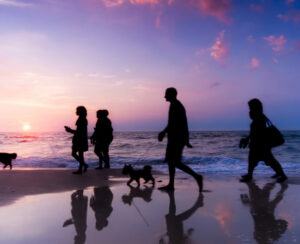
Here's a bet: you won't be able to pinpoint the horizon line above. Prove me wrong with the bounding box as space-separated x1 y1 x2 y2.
1 129 300 133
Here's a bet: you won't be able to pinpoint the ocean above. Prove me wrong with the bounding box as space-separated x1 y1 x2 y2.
0 131 300 175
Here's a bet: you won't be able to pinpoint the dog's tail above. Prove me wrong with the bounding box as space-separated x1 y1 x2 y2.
143 165 152 172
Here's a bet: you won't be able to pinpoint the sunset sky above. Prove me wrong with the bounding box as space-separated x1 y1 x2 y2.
0 0 300 131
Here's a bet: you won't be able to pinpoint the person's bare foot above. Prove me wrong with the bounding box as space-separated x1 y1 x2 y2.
158 185 174 191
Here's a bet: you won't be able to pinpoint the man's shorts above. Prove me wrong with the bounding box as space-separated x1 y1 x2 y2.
165 143 185 163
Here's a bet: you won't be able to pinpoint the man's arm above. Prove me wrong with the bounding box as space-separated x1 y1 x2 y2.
64 126 75 134
239 136 250 148
158 126 168 142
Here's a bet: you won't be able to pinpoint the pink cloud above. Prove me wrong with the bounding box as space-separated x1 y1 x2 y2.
210 30 229 62
101 0 124 7
130 0 159 4
263 35 287 52
99 0 233 25
195 0 232 24
250 4 263 13
251 58 260 69
273 57 279 64
278 10 300 23
101 0 161 7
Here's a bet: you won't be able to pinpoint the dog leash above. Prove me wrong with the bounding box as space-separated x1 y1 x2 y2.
132 200 150 227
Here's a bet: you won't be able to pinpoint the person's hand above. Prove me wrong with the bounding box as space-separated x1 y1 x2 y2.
64 126 71 133
158 131 165 142
239 138 249 148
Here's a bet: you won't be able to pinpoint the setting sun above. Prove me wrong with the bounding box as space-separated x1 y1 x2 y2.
23 124 31 131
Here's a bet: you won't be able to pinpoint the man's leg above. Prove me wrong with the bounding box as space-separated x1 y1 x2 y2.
176 162 203 192
94 150 103 169
78 151 88 172
72 149 82 174
159 143 176 191
103 147 110 169
72 150 80 162
240 151 259 182
264 151 287 183
158 162 175 191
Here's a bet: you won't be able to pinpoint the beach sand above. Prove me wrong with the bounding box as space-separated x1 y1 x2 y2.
0 169 299 244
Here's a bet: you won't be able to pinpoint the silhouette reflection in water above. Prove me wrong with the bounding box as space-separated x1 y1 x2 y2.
63 190 88 244
90 186 113 231
122 185 154 206
240 182 288 244
160 191 204 244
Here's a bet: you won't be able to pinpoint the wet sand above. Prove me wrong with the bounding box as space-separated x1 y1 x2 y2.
0 169 299 243
0 169 126 207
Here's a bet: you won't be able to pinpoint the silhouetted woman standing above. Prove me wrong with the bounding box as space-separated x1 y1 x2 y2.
91 110 113 169
65 106 89 174
240 99 287 183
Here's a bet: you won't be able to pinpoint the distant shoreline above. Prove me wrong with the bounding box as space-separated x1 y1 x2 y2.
1 130 300 133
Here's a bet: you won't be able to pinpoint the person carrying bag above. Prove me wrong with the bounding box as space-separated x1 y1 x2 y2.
239 98 287 183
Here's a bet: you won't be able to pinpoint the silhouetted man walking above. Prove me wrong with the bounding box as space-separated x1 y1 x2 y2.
158 87 203 191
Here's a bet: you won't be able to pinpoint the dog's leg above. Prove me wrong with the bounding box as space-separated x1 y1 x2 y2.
151 176 155 186
3 165 7 169
9 164 12 170
127 179 133 186
136 178 140 187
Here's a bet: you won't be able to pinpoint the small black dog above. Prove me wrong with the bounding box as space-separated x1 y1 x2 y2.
122 164 155 187
0 153 17 169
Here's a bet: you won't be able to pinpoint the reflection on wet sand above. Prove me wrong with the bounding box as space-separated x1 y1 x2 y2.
90 186 113 231
160 191 204 244
122 185 154 227
10 176 295 243
241 182 288 244
122 185 154 205
63 190 88 244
